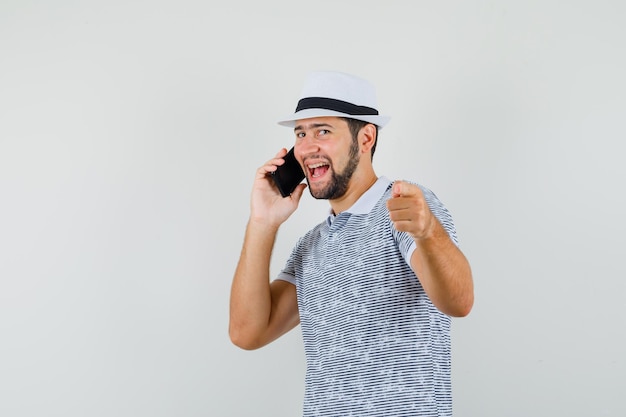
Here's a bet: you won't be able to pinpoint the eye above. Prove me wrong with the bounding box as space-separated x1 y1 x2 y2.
318 129 330 136
296 131 306 138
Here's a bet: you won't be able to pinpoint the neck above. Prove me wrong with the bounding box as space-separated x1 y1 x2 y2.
329 169 378 215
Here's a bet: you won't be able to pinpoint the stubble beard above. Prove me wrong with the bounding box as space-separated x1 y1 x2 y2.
308 138 360 200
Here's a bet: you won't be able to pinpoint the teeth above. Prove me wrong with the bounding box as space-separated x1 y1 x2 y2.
308 162 327 169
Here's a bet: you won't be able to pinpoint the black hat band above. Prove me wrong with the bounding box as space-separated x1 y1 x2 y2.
295 97 379 116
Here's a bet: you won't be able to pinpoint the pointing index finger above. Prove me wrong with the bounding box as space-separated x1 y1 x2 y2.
392 180 418 198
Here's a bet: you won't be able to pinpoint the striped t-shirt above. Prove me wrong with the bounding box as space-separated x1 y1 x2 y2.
277 177 458 417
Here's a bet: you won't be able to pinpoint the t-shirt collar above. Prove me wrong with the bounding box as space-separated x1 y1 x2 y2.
327 176 391 223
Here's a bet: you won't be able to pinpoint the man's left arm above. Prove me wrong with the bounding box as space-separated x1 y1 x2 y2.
387 181 474 317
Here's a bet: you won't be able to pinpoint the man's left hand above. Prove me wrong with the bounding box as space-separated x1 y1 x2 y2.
386 181 436 241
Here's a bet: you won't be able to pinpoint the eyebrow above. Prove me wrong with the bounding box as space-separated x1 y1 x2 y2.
294 122 334 132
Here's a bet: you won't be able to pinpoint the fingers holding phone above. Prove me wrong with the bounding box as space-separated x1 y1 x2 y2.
250 148 307 225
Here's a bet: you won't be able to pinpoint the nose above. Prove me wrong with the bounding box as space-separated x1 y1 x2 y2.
295 134 319 159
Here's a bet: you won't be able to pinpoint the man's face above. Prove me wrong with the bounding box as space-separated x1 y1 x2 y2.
293 117 360 200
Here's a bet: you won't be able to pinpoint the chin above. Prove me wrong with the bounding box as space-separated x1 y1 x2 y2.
308 187 329 200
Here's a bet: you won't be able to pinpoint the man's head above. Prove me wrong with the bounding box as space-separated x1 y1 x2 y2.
279 71 388 201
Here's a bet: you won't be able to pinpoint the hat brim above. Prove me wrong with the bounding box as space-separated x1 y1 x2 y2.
277 109 391 129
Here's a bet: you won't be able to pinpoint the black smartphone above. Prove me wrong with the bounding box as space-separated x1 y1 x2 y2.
271 147 305 197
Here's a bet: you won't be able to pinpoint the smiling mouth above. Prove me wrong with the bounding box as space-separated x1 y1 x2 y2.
307 162 330 179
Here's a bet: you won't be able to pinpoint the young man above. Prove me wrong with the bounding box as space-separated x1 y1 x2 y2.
229 71 474 416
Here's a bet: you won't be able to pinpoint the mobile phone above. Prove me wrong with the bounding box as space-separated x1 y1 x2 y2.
271 147 305 197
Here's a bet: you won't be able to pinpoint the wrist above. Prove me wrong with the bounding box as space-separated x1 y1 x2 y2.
248 216 281 234
413 216 441 243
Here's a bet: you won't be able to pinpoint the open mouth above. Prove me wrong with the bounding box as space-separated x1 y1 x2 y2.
307 162 330 179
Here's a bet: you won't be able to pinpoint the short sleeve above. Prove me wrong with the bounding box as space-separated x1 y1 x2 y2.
273 237 300 286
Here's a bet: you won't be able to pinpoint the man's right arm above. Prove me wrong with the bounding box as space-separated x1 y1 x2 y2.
228 148 306 350
229 220 299 350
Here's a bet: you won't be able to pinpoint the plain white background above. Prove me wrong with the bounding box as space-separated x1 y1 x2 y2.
1 1 624 416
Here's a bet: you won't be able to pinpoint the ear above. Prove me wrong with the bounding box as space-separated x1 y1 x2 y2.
359 123 377 154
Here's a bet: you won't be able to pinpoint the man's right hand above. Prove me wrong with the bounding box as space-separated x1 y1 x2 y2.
249 148 307 227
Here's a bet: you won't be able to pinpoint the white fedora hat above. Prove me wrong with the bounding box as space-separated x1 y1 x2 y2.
277 71 391 129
